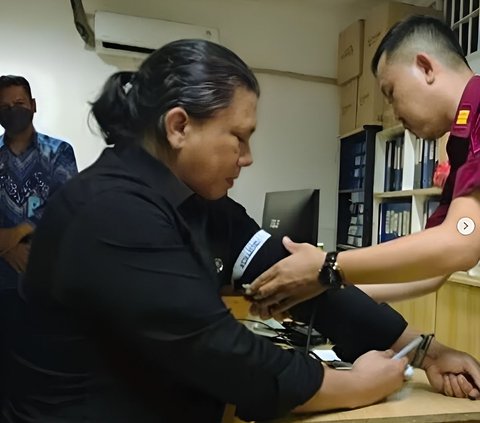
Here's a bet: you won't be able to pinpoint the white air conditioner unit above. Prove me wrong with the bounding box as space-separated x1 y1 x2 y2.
94 11 220 59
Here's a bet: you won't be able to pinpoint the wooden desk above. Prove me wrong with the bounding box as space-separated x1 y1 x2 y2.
268 370 480 423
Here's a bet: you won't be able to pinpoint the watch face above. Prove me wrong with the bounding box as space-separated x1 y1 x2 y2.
319 266 342 289
319 266 332 286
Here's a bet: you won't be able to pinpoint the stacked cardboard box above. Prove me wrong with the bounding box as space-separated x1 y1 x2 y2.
337 1 442 135
337 19 364 135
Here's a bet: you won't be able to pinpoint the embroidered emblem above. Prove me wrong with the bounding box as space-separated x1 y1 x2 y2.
456 109 470 125
214 258 224 274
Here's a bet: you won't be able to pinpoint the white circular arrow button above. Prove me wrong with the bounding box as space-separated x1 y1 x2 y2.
457 217 475 235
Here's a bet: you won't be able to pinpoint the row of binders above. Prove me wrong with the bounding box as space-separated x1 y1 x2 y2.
378 197 440 243
384 136 438 192
413 137 438 189
346 191 364 247
422 198 440 229
384 136 404 192
378 200 411 243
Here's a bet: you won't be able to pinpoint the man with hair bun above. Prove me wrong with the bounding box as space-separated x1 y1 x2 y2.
4 39 480 423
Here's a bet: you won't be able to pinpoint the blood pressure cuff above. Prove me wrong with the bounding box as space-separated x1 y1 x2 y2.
289 288 408 363
233 231 408 363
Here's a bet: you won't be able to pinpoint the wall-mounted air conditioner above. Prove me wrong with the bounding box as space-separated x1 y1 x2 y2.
94 11 220 59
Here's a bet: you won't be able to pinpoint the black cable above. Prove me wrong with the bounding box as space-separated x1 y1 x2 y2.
304 300 319 356
237 318 297 349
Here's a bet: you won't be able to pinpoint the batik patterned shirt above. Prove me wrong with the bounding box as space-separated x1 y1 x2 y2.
0 132 77 288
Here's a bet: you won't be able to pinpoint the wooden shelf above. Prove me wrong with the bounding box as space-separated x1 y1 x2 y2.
338 123 382 139
448 271 480 288
374 187 442 199
336 243 358 250
338 189 364 194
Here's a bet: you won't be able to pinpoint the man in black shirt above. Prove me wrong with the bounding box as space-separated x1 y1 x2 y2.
3 40 479 423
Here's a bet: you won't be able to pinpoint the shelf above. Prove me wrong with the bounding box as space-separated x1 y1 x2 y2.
336 243 358 250
448 271 480 288
374 187 442 199
337 126 381 249
338 189 364 194
338 123 382 139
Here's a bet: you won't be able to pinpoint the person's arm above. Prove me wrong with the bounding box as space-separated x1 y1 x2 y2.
50 142 78 192
390 327 480 399
339 191 480 283
222 197 480 401
248 190 480 316
357 275 448 303
0 223 34 255
2 242 30 273
36 191 408 422
294 350 407 413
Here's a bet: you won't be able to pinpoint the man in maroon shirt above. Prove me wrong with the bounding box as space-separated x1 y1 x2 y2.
246 16 480 401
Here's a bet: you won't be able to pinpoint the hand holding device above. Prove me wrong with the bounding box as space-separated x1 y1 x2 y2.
392 336 423 380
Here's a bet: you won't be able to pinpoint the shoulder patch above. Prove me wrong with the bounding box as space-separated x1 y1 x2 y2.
456 109 470 125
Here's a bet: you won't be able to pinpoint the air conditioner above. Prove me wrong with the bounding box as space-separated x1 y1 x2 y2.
94 11 220 59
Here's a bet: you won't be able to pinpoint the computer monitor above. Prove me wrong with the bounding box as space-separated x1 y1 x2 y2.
261 189 320 245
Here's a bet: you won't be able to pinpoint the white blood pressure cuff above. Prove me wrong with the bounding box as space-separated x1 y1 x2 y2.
232 229 271 281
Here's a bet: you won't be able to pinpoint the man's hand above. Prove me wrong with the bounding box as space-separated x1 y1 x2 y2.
295 349 408 413
0 223 34 255
3 242 30 273
348 349 409 407
423 342 480 399
248 237 326 319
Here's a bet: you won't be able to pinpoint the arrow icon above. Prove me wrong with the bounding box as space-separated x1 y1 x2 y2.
457 217 475 236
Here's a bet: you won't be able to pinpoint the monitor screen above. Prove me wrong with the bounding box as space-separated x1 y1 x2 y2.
261 189 320 245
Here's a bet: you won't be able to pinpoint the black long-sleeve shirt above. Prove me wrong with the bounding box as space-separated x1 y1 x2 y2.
3 145 407 423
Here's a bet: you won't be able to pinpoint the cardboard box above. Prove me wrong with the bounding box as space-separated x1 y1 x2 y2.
337 20 364 85
363 1 442 74
356 2 442 126
339 77 358 135
356 71 383 126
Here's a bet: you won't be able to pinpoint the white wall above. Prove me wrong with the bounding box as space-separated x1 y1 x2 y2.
229 74 340 249
0 0 140 170
1 0 373 250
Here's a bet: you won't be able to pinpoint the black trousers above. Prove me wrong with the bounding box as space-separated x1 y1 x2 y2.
0 288 20 409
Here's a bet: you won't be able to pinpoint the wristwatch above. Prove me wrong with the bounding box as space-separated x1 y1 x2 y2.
318 251 345 289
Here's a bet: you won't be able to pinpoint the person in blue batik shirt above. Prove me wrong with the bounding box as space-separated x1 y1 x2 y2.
0 74 77 401
0 75 77 286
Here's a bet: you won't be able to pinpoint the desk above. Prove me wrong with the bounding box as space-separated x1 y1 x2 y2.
268 370 480 423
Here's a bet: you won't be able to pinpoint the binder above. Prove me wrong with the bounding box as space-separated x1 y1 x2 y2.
427 139 436 187
384 140 393 191
379 200 412 243
397 136 404 191
421 138 430 188
413 137 422 189
393 138 400 191
423 198 441 228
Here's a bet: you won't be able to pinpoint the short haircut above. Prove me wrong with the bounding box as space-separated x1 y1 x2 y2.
371 15 470 76
0 75 32 99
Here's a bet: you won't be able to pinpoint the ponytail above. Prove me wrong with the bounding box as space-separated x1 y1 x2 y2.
90 71 136 145
90 40 259 147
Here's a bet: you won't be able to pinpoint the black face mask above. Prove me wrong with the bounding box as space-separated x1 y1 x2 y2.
0 105 33 135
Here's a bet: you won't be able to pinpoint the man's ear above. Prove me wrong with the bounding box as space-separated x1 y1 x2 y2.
163 107 189 150
415 52 435 84
31 98 37 114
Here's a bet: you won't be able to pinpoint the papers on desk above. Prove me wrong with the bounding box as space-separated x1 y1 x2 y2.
310 348 340 362
242 315 285 337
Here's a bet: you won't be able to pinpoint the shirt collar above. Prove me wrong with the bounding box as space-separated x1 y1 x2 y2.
451 75 480 139
113 144 194 208
0 131 38 152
